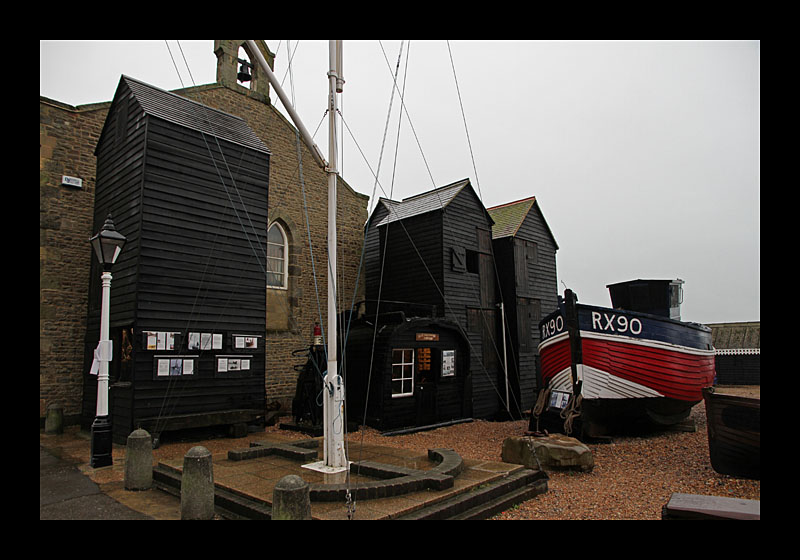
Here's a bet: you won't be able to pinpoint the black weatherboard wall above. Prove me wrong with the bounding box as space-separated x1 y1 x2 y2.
362 179 503 423
81 76 271 443
488 197 559 417
344 315 470 431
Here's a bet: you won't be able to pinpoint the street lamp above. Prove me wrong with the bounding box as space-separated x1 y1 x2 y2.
88 214 126 468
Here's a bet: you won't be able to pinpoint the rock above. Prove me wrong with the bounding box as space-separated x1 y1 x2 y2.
502 434 593 472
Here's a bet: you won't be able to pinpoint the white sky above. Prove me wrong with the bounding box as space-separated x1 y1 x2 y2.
40 39 760 324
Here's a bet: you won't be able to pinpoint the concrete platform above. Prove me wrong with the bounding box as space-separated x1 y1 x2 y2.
661 492 760 520
154 435 548 520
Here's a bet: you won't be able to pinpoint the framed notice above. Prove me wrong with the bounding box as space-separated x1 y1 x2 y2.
442 350 455 377
216 355 253 376
233 334 260 350
154 355 198 379
188 332 224 351
144 331 179 351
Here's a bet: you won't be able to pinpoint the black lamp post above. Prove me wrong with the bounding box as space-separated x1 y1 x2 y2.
88 214 126 468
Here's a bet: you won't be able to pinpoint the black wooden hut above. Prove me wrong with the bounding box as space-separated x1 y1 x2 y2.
487 196 559 417
343 314 471 431
708 322 760 385
362 179 504 422
81 76 271 444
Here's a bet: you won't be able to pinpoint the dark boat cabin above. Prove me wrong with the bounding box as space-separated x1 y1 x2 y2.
487 196 559 417
607 278 685 320
363 179 502 421
81 76 271 444
343 314 470 431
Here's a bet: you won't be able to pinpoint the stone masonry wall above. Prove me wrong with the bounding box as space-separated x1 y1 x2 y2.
40 98 110 422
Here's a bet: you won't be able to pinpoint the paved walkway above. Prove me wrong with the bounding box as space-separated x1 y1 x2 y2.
40 425 525 520
40 445 155 520
40 428 184 520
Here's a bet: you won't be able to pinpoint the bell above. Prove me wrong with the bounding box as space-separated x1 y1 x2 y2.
237 62 252 83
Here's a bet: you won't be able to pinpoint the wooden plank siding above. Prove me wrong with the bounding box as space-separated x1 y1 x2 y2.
441 188 501 420
377 211 444 314
82 77 270 443
488 198 559 416
514 201 559 412
343 316 469 431
361 179 502 425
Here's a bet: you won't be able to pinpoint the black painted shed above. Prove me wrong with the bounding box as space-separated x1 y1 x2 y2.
362 179 503 421
81 76 271 444
487 196 559 417
343 314 471 431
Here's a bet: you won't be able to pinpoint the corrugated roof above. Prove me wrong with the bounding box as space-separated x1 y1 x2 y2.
373 179 472 227
487 196 536 238
121 75 270 155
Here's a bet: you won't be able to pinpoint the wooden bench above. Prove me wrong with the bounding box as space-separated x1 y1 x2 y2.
662 492 760 520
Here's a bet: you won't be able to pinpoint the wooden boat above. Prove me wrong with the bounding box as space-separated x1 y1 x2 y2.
702 387 760 479
532 280 716 438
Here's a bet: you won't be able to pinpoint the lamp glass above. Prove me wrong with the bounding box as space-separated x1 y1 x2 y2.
90 217 126 266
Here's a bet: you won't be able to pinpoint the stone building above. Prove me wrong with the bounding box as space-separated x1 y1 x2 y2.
40 40 369 426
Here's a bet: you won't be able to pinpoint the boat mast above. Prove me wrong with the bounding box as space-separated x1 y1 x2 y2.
248 40 347 471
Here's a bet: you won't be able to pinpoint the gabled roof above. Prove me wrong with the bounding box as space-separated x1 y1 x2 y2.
487 196 559 249
372 178 493 227
104 75 270 155
487 196 536 238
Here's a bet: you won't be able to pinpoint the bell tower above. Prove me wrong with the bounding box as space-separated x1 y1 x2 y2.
214 40 275 101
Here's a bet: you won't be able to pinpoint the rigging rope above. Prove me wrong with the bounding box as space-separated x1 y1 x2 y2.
339 41 525 419
447 41 482 200
153 42 530 516
152 40 273 435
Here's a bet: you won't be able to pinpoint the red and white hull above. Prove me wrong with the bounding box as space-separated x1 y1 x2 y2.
541 331 716 402
534 292 715 436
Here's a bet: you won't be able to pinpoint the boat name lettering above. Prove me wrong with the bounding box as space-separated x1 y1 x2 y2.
541 314 565 339
591 311 642 335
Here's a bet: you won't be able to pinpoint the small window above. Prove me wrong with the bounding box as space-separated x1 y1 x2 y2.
466 250 479 274
391 349 414 397
267 222 288 289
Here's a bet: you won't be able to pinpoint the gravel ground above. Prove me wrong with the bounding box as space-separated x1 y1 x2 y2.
341 384 761 520
76 385 758 520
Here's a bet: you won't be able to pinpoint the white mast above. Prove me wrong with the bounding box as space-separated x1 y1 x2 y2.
322 39 347 470
248 40 348 472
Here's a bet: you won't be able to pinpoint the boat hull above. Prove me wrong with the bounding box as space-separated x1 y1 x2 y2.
702 388 760 479
535 296 715 437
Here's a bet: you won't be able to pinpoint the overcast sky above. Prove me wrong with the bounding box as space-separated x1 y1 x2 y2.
40 40 759 325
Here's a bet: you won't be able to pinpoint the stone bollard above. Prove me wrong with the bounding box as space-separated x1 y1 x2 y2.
44 404 64 435
124 429 153 491
180 446 215 520
272 475 312 520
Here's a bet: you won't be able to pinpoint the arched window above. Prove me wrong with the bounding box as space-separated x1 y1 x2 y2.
267 222 288 289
